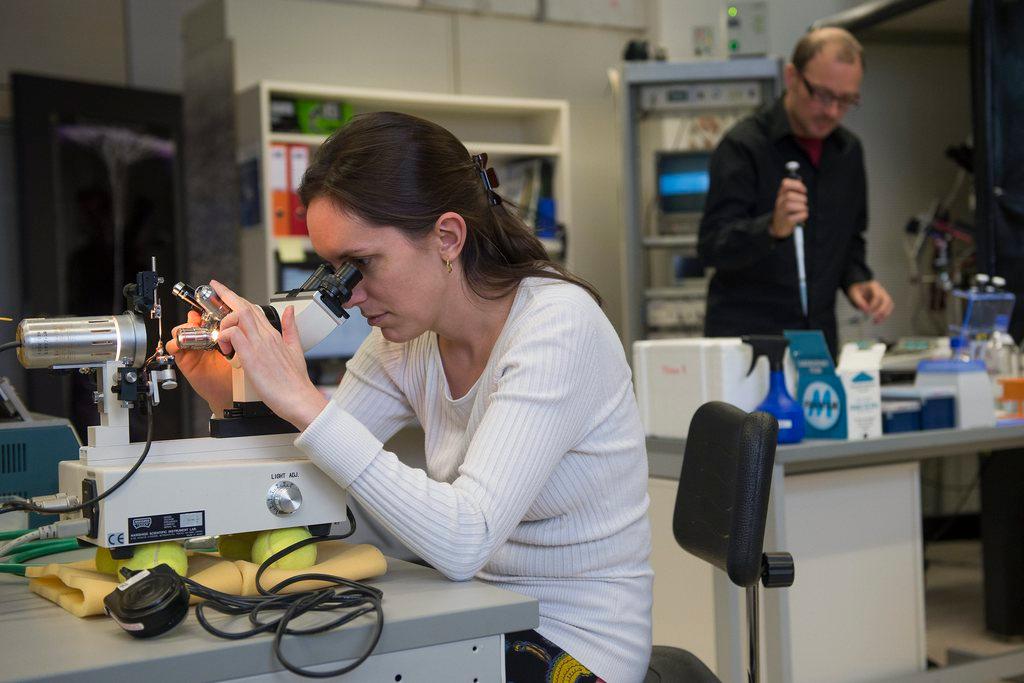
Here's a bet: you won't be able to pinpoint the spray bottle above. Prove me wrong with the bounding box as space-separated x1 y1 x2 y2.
743 335 805 444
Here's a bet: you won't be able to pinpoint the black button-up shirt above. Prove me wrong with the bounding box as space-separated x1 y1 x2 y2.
698 95 873 358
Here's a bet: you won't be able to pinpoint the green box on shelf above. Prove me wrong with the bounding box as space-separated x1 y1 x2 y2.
296 99 354 135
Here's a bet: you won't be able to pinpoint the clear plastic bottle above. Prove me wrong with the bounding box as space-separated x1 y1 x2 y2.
1019 335 1024 380
949 336 971 363
995 332 1021 377
983 331 1020 410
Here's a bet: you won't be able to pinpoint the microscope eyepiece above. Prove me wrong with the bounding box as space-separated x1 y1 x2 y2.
316 262 363 318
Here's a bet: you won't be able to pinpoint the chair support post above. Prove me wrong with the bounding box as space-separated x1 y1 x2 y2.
747 584 760 683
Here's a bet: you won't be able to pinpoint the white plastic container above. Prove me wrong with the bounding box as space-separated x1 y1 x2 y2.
632 338 774 439
914 359 996 429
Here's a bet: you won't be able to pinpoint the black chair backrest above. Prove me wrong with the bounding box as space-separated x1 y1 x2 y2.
672 401 779 588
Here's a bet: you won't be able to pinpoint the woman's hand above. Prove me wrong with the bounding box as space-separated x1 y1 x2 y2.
167 310 233 415
210 280 328 430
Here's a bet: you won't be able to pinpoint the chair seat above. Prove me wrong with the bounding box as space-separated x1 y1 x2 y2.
645 645 721 683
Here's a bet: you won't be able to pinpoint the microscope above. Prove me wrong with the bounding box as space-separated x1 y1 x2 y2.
9 260 360 560
171 263 361 438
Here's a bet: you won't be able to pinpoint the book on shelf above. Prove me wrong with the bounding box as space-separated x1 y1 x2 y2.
269 143 290 237
288 144 310 236
497 157 554 231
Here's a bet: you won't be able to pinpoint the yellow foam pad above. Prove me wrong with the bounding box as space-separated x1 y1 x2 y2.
24 541 387 618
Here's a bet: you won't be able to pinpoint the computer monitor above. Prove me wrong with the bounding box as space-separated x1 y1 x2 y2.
657 151 712 214
279 263 372 360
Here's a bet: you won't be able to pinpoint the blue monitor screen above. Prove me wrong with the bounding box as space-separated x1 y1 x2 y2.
657 152 712 214
280 266 372 360
659 171 710 197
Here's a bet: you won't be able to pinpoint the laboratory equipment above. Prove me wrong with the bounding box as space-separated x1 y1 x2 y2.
656 151 712 220
725 2 770 57
2 260 361 558
943 276 1018 414
620 58 781 349
879 385 956 432
951 278 1015 354
915 358 996 428
279 261 372 360
170 282 231 350
0 384 81 529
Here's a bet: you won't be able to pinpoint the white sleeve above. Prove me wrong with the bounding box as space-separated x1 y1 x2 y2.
295 300 600 580
330 329 416 444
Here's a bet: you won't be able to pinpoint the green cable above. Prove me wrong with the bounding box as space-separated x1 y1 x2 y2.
0 537 87 576
9 538 74 552
0 538 75 559
0 529 33 541
10 540 81 564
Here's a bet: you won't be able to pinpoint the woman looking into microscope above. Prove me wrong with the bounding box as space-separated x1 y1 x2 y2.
168 111 652 683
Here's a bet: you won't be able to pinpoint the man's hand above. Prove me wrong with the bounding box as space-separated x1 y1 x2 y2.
770 178 809 239
846 280 894 323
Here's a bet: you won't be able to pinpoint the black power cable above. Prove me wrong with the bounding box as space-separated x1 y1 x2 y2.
104 510 385 676
0 341 21 353
185 508 385 677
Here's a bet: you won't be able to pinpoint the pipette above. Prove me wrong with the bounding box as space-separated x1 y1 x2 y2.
785 160 808 318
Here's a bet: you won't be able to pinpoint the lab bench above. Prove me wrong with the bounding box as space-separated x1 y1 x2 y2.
0 552 537 682
647 424 1024 683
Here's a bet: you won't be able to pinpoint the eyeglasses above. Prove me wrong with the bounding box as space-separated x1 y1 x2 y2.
799 71 861 111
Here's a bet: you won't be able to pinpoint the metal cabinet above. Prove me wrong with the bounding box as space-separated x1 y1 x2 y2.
619 59 781 353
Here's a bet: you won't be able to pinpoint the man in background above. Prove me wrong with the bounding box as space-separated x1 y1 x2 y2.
698 27 893 358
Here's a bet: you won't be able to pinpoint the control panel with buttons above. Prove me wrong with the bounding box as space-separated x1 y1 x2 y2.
640 80 763 113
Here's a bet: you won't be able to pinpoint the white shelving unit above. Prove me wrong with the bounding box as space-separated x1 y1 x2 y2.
237 81 572 303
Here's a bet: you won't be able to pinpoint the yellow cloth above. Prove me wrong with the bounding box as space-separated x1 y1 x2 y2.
24 541 388 618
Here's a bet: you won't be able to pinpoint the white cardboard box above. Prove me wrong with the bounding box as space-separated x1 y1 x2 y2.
633 338 773 439
837 343 886 440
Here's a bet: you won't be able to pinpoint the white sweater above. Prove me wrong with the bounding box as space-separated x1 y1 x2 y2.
295 278 653 682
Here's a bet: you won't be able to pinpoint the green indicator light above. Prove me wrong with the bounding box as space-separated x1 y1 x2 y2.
728 6 738 17
730 40 739 51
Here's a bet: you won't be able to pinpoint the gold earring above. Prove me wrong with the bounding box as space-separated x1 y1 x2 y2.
445 259 453 274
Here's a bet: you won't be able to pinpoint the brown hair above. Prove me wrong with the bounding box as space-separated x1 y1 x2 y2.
792 27 865 72
299 111 601 304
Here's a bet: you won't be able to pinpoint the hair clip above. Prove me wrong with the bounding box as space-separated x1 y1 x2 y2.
472 153 502 206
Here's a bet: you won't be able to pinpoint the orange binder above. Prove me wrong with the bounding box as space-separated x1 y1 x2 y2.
288 144 310 236
269 144 289 237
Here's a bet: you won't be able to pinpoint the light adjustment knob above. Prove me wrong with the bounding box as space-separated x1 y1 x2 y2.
267 481 302 516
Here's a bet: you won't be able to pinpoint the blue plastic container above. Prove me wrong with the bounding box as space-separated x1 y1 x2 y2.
920 396 956 430
759 369 806 444
536 198 557 237
882 400 922 434
880 386 957 431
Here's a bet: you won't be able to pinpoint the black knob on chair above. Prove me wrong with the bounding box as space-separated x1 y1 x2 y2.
761 552 795 588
